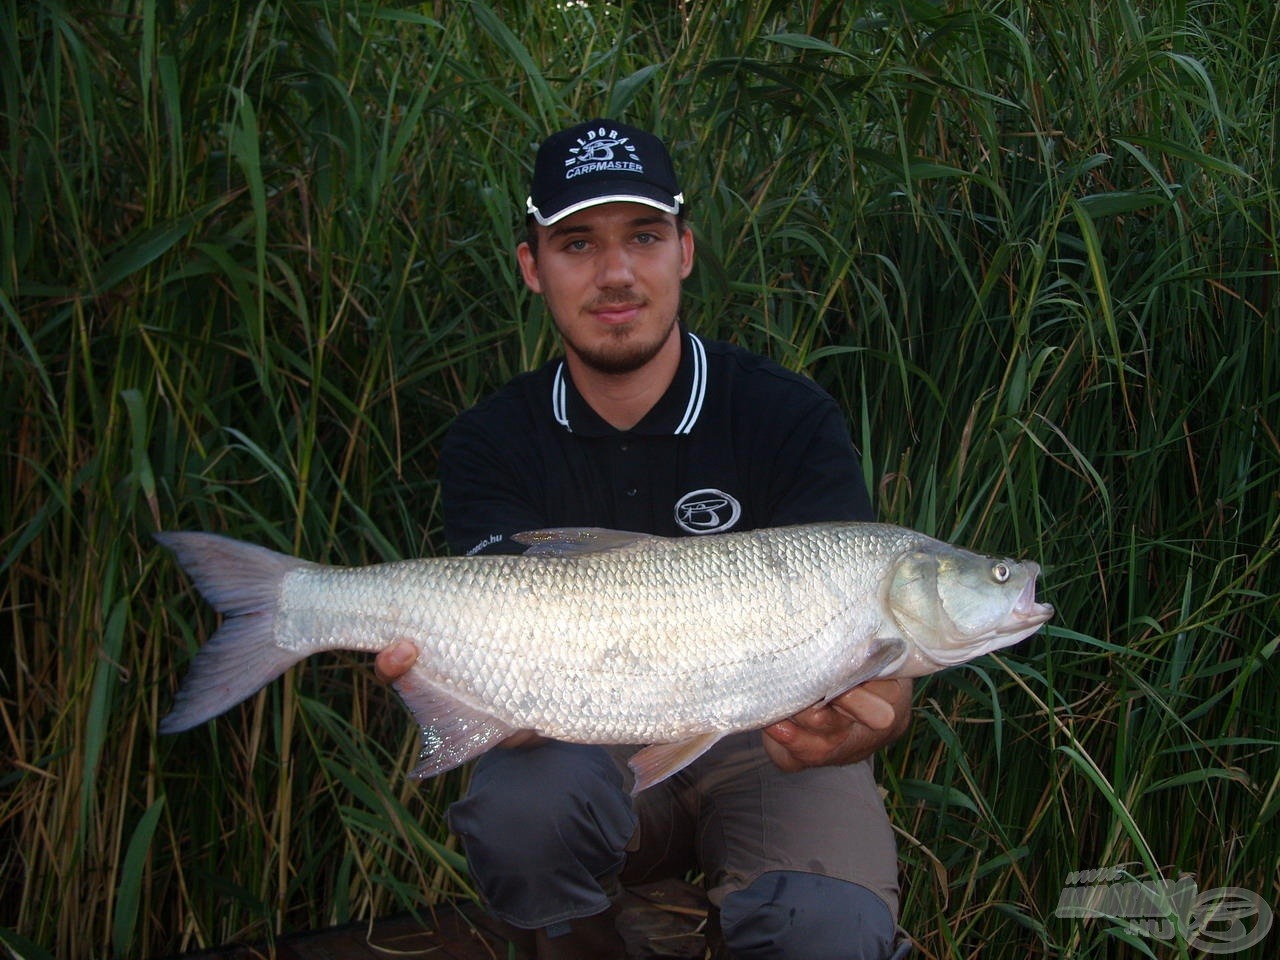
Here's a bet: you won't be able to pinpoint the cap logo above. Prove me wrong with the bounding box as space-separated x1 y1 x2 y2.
564 127 644 181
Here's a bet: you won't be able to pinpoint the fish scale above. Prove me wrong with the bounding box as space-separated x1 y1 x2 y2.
156 521 1053 791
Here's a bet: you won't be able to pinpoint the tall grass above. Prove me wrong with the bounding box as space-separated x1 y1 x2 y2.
2 1 1276 957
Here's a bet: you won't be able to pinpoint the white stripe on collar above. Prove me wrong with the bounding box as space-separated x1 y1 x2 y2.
552 362 571 431
674 333 707 435
549 332 709 435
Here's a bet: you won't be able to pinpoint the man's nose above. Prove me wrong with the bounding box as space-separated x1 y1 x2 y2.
596 243 635 286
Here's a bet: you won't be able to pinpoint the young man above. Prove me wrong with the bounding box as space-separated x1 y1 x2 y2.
377 120 913 959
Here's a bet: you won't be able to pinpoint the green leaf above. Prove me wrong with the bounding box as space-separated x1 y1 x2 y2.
1075 190 1174 218
112 798 167 957
764 32 855 57
0 927 57 960
92 217 196 295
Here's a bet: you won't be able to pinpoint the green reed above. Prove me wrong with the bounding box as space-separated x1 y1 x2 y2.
2 1 1276 957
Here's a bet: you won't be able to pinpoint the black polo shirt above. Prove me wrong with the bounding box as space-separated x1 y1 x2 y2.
439 330 873 555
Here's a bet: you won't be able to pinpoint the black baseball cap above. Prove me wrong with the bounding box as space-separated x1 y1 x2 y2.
525 119 684 226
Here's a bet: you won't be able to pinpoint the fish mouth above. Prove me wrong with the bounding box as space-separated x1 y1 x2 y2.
1010 571 1054 630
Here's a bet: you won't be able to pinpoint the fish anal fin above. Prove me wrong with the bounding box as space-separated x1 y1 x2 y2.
393 672 516 779
628 732 724 795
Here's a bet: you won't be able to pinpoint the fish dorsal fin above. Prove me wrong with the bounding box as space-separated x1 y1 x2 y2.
514 527 661 557
628 732 724 795
392 672 517 779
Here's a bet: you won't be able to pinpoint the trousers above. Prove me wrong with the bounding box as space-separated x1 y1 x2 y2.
446 735 905 959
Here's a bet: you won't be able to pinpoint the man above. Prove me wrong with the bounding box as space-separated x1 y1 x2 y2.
377 120 913 959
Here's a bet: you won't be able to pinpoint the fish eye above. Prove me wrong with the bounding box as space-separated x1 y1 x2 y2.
992 562 1011 583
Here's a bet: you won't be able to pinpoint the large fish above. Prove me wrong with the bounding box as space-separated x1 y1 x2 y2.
156 522 1052 791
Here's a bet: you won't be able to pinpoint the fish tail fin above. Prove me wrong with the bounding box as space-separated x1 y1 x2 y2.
155 531 311 734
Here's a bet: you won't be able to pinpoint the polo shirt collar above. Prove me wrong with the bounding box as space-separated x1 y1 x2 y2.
550 330 708 436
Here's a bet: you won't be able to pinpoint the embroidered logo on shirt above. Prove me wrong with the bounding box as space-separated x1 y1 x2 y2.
674 488 742 534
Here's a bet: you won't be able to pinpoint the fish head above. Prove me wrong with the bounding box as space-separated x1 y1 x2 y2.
885 541 1053 673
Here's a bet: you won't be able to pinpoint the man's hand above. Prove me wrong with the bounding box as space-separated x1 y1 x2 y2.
762 678 913 772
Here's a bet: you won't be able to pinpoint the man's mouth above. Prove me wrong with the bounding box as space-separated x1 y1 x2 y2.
589 300 645 324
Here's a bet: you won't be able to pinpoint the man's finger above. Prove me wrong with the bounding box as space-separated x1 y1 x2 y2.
763 718 801 744
828 682 898 731
374 639 418 683
786 703 848 734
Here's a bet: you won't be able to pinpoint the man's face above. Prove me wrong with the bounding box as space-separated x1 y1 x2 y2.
517 202 695 376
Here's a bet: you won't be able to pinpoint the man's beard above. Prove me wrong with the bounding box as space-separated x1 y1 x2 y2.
562 302 680 376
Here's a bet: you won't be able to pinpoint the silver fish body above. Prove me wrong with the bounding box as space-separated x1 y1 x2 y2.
156 522 1053 790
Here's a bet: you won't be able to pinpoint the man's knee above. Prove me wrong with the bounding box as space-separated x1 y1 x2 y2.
446 741 636 927
719 870 900 960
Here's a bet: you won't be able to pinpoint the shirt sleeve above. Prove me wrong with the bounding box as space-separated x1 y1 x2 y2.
761 394 874 526
437 404 546 556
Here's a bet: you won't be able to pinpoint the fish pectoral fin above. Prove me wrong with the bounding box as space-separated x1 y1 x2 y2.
628 732 724 795
393 674 516 780
820 636 910 703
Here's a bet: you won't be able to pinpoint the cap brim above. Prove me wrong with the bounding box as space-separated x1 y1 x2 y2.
527 181 683 226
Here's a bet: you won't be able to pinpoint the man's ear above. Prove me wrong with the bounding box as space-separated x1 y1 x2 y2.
679 224 695 280
516 241 542 293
